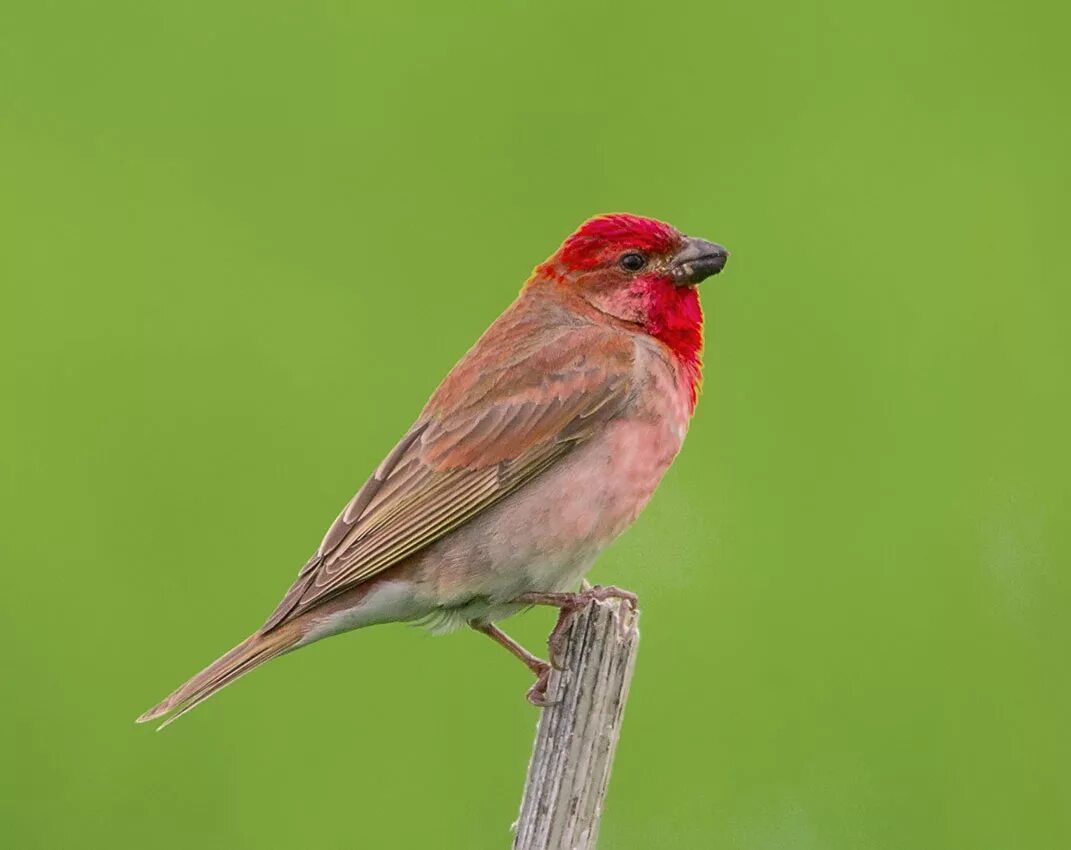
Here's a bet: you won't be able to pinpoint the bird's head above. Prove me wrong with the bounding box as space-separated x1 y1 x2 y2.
535 213 729 372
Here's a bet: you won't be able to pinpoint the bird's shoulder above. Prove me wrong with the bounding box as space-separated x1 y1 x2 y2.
416 286 642 462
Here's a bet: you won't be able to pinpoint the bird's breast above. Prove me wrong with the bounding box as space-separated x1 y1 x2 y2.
404 336 696 609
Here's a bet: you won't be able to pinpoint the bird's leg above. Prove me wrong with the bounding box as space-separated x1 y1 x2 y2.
470 622 554 707
513 584 639 669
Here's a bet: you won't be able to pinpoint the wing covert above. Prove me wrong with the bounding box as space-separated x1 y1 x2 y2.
262 313 635 631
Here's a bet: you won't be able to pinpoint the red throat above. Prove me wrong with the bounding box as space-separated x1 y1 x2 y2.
636 276 704 410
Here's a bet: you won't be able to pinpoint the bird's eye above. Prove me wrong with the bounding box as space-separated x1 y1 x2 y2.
619 252 646 272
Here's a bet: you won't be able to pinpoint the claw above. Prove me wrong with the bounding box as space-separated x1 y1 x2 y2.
471 621 560 708
525 664 557 706
514 584 640 671
514 584 639 612
588 584 639 610
478 585 639 707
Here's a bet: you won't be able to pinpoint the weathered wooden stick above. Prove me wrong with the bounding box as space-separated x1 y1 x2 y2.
513 597 641 850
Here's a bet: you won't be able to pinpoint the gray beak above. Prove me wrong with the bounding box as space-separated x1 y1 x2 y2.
670 237 729 285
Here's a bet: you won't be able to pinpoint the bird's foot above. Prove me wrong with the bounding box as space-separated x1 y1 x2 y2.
525 661 555 707
515 585 639 670
514 584 639 611
471 621 559 707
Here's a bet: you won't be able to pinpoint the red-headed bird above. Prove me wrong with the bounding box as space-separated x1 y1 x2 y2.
138 213 729 727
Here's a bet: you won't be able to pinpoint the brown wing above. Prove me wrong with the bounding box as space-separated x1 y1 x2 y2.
263 306 635 631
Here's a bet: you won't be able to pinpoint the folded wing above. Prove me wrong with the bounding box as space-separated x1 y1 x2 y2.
263 312 635 631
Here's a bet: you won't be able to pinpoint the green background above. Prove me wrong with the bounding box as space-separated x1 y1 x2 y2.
2 1 1068 847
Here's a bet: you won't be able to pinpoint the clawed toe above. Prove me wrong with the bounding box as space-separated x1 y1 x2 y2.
587 584 638 610
514 584 639 613
512 584 639 673
484 585 639 706
525 664 557 707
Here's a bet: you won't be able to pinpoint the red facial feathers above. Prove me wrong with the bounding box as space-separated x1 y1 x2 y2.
536 214 703 408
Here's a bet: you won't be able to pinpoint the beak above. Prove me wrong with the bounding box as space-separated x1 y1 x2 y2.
669 237 729 286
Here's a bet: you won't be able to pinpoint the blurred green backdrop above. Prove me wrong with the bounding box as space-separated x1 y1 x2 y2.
2 1 1068 848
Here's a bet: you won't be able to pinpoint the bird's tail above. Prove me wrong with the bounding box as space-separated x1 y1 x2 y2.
136 623 303 730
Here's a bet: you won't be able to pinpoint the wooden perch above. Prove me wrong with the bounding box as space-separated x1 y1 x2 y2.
513 597 641 850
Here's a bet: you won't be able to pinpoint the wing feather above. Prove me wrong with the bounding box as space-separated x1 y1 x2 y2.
262 307 635 631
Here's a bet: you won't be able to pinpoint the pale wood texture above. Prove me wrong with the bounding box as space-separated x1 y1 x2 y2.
513 598 640 850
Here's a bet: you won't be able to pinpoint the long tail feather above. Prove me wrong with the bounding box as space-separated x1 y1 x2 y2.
136 624 302 730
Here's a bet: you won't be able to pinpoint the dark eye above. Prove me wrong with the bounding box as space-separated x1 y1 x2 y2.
619 252 646 272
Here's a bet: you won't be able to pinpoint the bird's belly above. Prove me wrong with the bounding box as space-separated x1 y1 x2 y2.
412 415 686 613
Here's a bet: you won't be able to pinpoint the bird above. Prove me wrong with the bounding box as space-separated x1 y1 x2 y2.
137 213 729 728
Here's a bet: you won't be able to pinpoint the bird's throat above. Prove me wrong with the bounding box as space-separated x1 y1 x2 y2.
639 278 704 411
